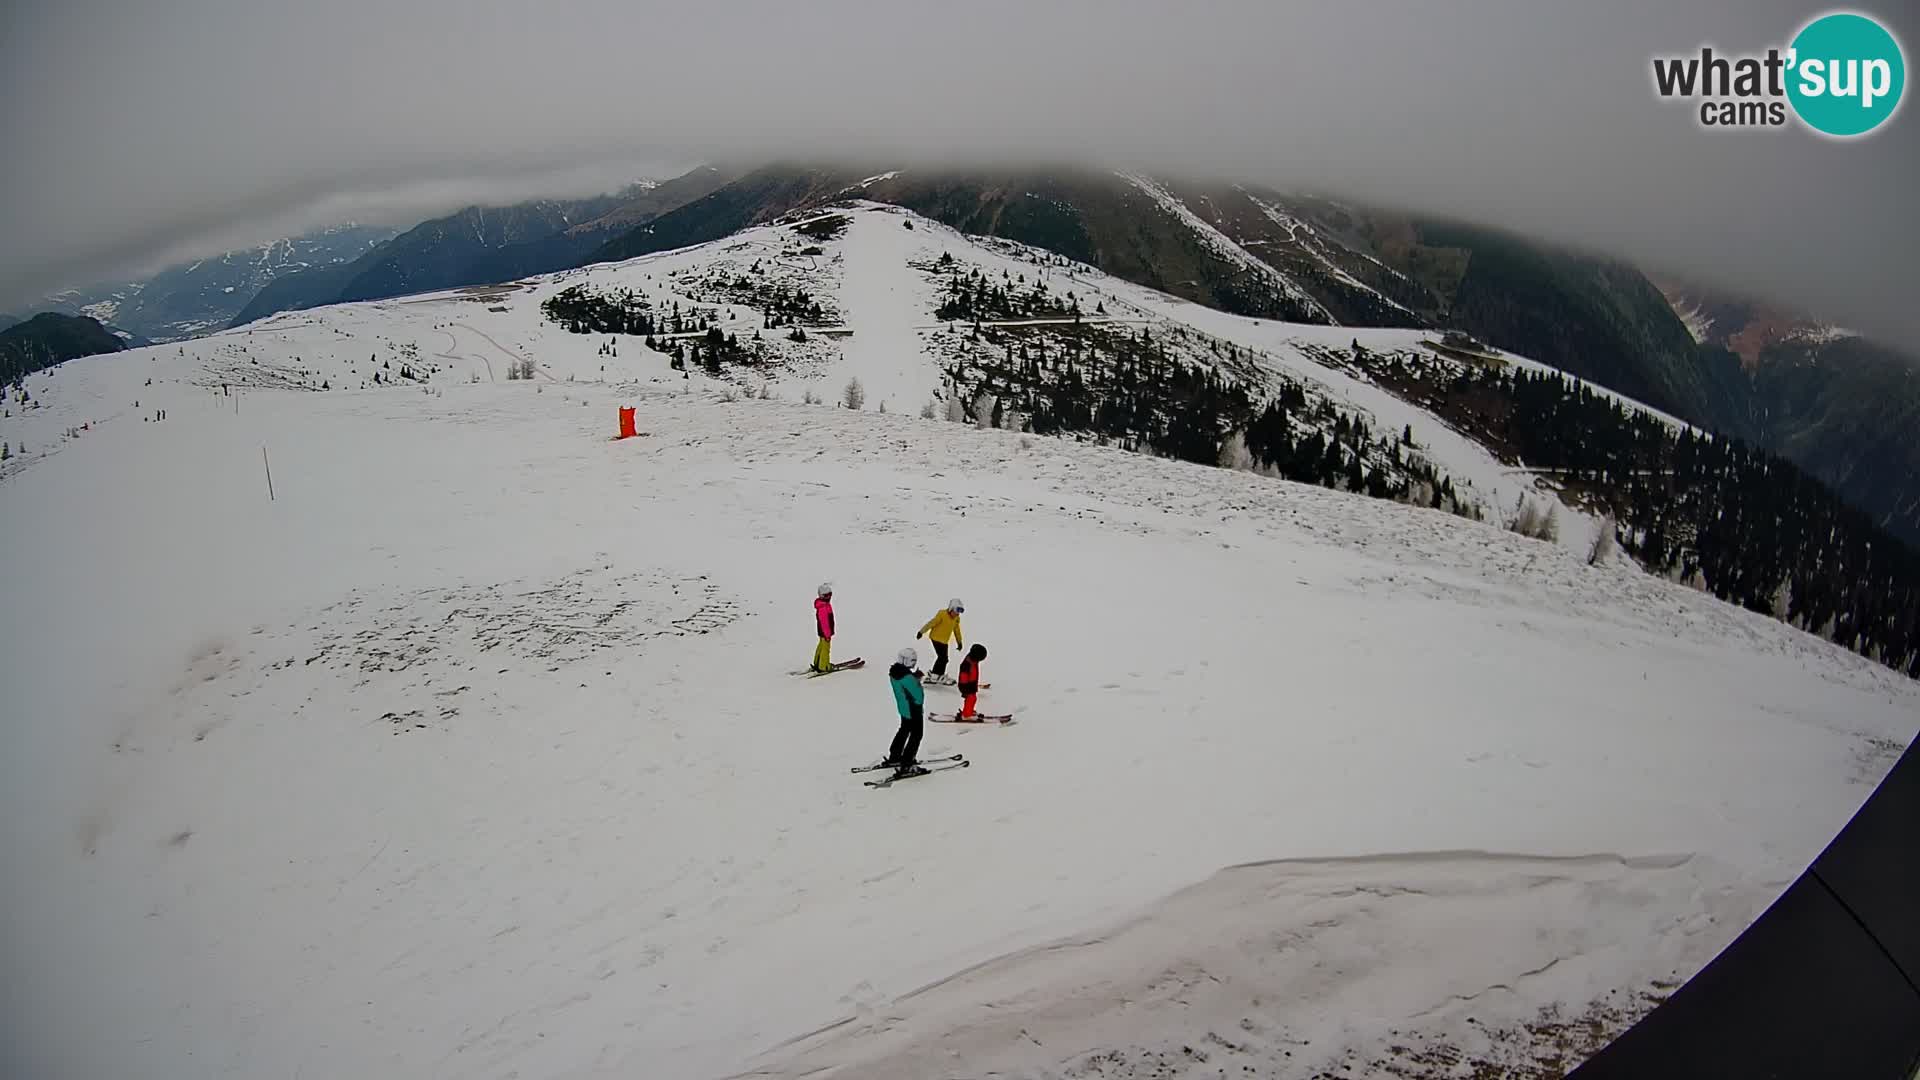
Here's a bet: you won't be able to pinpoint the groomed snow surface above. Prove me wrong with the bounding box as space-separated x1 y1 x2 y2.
3 206 1917 1079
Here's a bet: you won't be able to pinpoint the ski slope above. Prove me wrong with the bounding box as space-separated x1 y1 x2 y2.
811 209 945 412
3 207 1917 1079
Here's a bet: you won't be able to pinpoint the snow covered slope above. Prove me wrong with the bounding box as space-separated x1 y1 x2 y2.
4 203 1684 556
4 205 1914 1079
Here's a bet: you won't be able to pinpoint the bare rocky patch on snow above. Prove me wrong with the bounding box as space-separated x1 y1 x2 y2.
309 569 740 675
1850 734 1907 786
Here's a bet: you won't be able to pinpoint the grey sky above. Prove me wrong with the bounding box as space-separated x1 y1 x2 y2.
2 0 1915 341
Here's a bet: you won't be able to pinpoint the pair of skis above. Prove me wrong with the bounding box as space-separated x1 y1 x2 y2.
855 755 972 788
793 663 991 696
791 657 864 678
920 676 1011 723
933 712 1015 725
849 752 963 774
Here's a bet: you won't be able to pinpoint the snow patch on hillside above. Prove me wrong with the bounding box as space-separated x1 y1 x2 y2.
79 300 123 324
1790 323 1858 345
1666 295 1715 344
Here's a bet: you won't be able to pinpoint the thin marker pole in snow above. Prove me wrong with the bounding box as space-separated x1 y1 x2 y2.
262 446 275 502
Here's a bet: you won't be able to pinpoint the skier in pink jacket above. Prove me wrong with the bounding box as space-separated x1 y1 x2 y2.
811 583 836 673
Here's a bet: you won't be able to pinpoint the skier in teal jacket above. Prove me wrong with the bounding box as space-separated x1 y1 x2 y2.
884 647 926 774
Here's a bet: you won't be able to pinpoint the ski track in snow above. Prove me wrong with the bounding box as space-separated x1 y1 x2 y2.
2 206 1916 1080
1240 190 1420 317
1117 173 1331 321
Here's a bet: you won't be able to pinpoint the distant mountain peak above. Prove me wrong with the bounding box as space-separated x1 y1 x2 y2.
230 165 736 328
39 224 400 343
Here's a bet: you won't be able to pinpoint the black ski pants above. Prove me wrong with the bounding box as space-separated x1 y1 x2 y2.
929 639 950 678
889 704 924 765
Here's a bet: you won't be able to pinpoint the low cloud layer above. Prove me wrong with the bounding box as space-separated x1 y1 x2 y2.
2 0 1915 341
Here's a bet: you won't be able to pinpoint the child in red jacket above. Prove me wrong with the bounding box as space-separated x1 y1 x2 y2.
956 643 988 719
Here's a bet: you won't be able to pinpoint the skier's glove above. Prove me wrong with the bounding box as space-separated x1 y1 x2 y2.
915 632 922 639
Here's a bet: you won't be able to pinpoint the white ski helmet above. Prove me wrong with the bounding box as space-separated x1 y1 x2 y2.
896 646 918 668
817 582 833 597
948 597 964 612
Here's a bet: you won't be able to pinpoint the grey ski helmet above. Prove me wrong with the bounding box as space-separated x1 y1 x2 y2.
896 646 918 668
948 597 964 612
817 582 833 598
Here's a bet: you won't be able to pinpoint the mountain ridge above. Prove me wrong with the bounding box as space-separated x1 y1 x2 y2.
0 312 128 385
597 164 1919 547
231 167 735 327
37 224 398 343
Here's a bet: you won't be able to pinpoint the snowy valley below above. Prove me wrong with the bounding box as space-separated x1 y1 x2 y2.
2 206 1916 1079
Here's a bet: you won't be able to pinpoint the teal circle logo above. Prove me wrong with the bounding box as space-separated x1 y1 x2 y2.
1787 12 1906 136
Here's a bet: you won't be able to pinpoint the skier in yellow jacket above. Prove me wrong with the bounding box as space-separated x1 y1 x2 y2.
915 599 965 683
